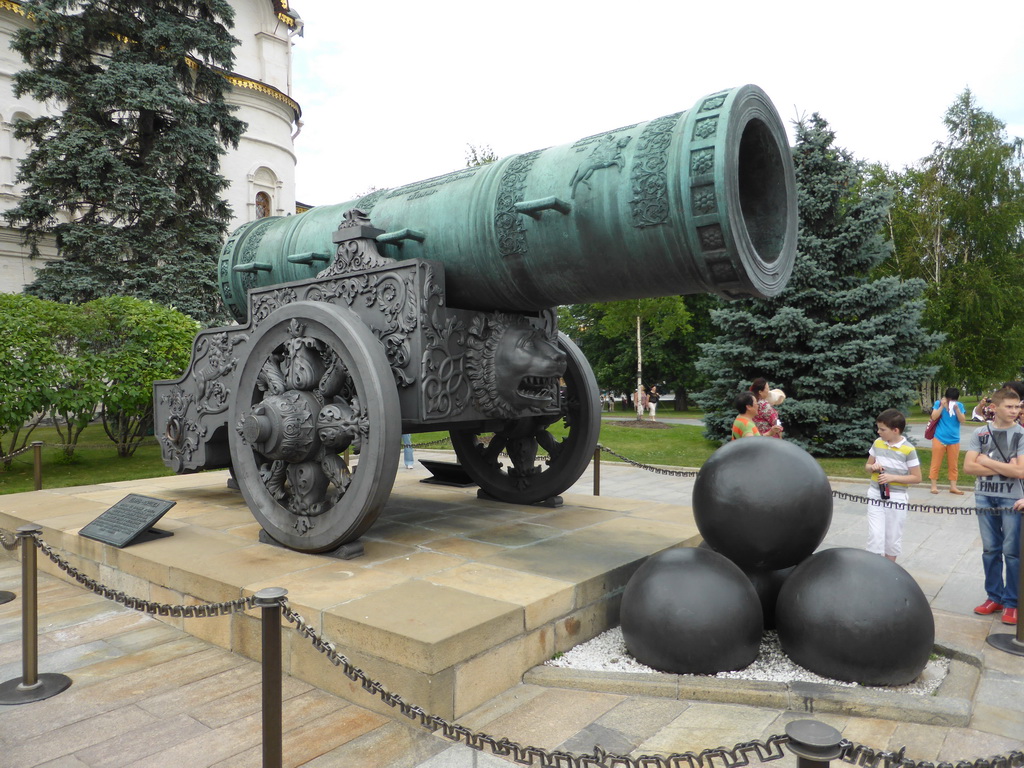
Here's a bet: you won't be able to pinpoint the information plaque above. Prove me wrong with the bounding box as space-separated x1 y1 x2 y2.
78 494 176 548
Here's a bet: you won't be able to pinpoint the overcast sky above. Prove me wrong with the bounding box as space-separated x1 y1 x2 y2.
289 0 1024 207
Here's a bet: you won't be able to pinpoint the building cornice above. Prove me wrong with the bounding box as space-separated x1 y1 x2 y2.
184 58 301 122
0 0 300 26
271 0 299 28
225 72 301 120
0 2 304 123
0 0 26 17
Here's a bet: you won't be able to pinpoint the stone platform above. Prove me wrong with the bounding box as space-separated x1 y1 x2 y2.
0 466 700 721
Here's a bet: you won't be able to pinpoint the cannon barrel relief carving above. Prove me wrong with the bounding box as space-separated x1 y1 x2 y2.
154 85 798 553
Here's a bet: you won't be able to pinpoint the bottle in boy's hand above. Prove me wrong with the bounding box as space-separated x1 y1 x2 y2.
878 467 890 500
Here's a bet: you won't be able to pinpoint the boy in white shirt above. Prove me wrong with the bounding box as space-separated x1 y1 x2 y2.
865 408 922 562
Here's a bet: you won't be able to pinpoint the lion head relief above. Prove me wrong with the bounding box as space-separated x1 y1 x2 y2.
465 312 566 418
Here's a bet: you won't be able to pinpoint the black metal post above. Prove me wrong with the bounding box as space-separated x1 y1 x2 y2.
32 441 43 491
0 525 73 704
254 587 287 768
987 511 1024 655
593 447 601 496
785 719 842 768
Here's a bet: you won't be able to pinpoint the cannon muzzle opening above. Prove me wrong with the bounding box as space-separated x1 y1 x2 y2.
740 117 790 266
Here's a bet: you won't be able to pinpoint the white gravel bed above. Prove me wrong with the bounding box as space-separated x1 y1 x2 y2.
546 627 949 696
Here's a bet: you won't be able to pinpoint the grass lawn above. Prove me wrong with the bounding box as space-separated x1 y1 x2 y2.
2 417 969 495
1 427 177 495
595 419 922 481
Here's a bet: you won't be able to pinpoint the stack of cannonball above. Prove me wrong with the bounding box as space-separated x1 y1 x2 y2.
620 437 934 685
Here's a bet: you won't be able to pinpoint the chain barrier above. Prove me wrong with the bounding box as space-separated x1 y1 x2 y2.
838 739 1024 768
596 444 700 478
1 443 36 462
406 437 453 449
830 488 1017 516
1 438 162 474
280 599 788 768
4 438 161 452
26 533 255 618
2 533 1021 766
595 445 1020 516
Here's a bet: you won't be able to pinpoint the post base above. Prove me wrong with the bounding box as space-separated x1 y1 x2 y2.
986 632 1024 657
0 590 15 605
0 672 72 704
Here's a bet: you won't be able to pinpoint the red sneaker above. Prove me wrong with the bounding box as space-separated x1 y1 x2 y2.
974 599 1004 615
1002 607 1018 625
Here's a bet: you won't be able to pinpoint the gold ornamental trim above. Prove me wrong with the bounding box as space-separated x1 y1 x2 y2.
0 0 27 17
224 74 301 118
0 0 295 25
274 0 296 27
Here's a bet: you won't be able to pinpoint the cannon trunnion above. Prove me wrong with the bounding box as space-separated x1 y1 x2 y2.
154 85 797 553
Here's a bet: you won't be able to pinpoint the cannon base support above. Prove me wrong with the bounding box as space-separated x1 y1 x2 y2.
478 488 563 508
0 468 701 721
258 529 365 560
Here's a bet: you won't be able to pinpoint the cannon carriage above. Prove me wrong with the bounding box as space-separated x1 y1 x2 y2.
153 84 798 553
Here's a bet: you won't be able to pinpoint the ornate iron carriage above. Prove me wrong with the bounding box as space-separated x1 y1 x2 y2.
154 84 797 553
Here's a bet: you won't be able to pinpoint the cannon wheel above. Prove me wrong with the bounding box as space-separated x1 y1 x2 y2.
449 332 600 504
229 301 400 552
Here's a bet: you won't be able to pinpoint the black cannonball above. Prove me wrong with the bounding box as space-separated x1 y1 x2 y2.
775 548 934 685
692 438 832 570
620 547 762 674
744 564 797 630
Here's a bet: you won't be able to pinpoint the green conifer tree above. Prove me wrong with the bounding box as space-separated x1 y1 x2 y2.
695 114 941 456
6 0 245 325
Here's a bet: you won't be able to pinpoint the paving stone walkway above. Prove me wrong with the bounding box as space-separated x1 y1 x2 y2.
1 450 1022 767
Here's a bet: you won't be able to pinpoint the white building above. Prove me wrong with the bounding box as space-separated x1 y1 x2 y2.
0 0 303 294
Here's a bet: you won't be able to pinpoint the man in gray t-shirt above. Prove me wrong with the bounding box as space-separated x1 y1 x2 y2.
964 388 1024 626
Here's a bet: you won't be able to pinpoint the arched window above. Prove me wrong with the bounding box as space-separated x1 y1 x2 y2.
6 111 33 190
249 166 280 221
255 191 272 218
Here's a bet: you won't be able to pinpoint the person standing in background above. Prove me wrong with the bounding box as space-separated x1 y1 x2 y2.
929 387 967 495
732 392 761 440
632 385 649 420
749 377 783 438
648 386 660 421
964 387 1024 626
865 409 922 562
402 434 414 469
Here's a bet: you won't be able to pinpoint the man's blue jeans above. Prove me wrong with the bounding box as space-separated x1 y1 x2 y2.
975 494 1021 609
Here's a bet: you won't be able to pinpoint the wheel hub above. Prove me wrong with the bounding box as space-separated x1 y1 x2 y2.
237 390 322 463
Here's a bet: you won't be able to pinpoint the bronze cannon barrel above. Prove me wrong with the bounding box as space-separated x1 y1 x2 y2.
219 84 796 321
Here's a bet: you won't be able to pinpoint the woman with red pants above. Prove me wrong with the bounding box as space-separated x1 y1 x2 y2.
929 386 966 494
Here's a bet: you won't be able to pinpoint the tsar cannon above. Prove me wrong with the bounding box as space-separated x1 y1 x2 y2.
154 84 797 553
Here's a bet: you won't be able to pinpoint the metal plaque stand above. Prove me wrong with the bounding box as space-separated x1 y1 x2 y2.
419 460 477 487
78 494 175 548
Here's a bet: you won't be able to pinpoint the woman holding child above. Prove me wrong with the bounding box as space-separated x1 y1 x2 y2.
749 378 783 438
929 387 967 495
